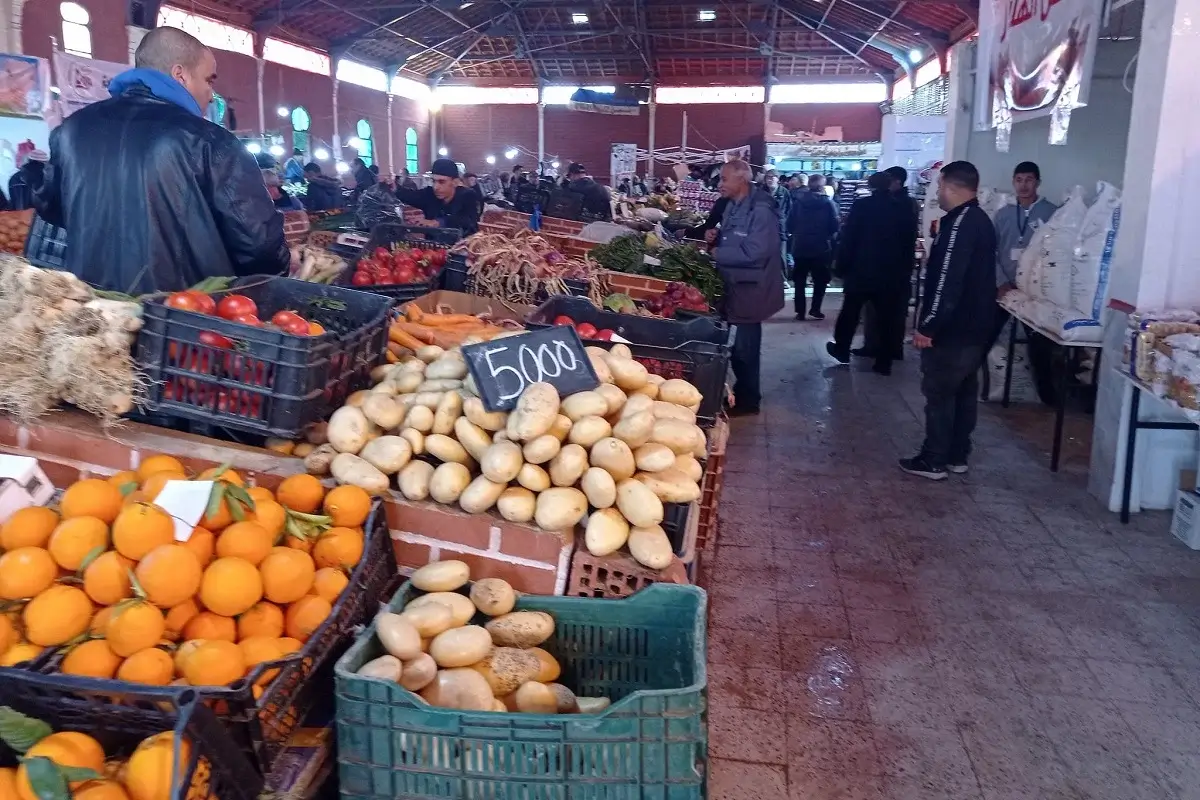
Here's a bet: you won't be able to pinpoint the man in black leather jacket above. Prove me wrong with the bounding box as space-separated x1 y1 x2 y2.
34 26 289 295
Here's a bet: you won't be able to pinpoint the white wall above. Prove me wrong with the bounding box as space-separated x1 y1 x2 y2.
880 114 946 183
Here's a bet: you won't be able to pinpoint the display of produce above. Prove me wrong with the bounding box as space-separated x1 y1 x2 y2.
448 229 603 305
585 234 723 304
163 287 325 335
387 302 524 355
288 244 346 284
351 244 446 287
0 210 33 255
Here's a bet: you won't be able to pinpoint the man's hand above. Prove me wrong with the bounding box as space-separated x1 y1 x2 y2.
912 332 934 349
704 228 718 245
997 283 1016 299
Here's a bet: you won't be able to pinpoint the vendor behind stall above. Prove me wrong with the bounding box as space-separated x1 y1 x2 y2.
34 26 289 294
566 162 613 221
392 158 480 235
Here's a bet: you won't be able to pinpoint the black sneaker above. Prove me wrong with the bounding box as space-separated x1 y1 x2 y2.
729 406 761 417
898 455 948 481
872 362 892 376
825 342 850 364
850 347 877 359
808 310 826 320
794 313 806 321
947 463 969 474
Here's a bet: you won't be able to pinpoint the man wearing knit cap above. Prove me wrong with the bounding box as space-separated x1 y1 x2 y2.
392 157 480 235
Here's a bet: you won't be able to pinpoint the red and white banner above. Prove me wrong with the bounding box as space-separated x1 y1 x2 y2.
974 0 1102 131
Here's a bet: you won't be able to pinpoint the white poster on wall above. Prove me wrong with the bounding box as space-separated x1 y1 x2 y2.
52 51 127 117
974 0 1102 131
610 143 637 180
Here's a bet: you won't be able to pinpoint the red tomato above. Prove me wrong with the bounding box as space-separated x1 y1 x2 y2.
166 292 205 312
198 331 233 349
271 310 309 334
431 250 447 267
232 313 262 327
553 315 575 327
575 323 598 339
395 257 416 272
188 291 217 315
216 294 257 320
594 329 616 341
351 271 373 286
373 247 391 261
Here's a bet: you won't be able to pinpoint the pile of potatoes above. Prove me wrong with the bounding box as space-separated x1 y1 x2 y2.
310 336 709 571
356 560 610 714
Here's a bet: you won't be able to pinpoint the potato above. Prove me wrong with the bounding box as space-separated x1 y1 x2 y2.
392 370 424 394
416 345 446 363
413 391 444 409
507 382 560 442
522 434 560 465
606 355 649 391
491 699 508 713
612 411 654 449
399 428 425 456
485 611 555 648
658 378 702 407
411 560 470 592
370 364 396 383
621 394 654 418
417 379 462 393
430 625 493 667
455 417 493 461
549 683 579 714
515 681 558 714
588 351 614 384
634 443 676 473
397 460 435 501
651 401 696 424
496 487 536 523
363 395 405 433
585 508 629 556
650 419 705 455
426 358 468 381
327 405 370 454
493 430 511 443
405 405 435 433
357 654 402 681
474 441 519 483
628 525 673 569
292 442 315 458
589 438 636 480
463 397 507 431
549 444 588 487
631 383 659 400
346 390 371 408
470 578 517 616
528 647 561 682
637 469 701 503
576 696 612 714
399 652 437 691
560 391 608 421
330 453 389 494
304 443 338 476
609 343 633 360
459 475 506 514
462 374 480 397
359 435 413 475
517 464 551 493
616 479 664 527
305 422 329 445
407 592 476 626
432 392 463 435
534 487 588 531
674 454 703 482
426 434 472 466
376 613 423 659
580 467 616 509
548 414 574 442
430 462 472 504
420 667 494 711
470 647 541 695
594 384 627 416
398 602 454 637
568 416 612 448
396 394 418 412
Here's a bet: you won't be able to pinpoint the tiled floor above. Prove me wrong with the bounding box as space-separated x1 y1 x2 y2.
705 302 1200 800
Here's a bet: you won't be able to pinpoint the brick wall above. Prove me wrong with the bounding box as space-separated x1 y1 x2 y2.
23 0 128 63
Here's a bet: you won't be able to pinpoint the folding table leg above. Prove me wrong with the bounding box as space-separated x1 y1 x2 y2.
1121 386 1141 524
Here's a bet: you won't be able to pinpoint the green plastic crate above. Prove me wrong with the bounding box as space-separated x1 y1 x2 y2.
334 582 708 799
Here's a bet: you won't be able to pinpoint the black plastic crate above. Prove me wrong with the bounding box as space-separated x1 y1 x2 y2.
23 214 67 270
440 254 591 298
526 295 728 345
331 222 460 302
135 276 392 439
663 501 692 556
0 675 262 800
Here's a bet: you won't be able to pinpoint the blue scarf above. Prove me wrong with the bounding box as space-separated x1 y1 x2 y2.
108 68 202 117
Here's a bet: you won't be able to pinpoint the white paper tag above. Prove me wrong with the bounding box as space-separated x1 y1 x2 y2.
1011 248 1024 262
610 333 633 344
154 480 214 542
643 255 661 267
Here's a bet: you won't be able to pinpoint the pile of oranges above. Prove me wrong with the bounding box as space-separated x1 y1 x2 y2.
0 454 372 695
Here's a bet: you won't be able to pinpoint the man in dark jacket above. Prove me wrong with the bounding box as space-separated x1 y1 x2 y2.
901 161 997 480
711 159 785 416
8 151 45 211
566 163 612 221
34 26 288 295
826 171 917 375
301 162 342 211
858 166 920 360
393 157 480 235
787 174 839 320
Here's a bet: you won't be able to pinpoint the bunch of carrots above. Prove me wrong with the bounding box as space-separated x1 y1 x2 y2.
386 304 523 359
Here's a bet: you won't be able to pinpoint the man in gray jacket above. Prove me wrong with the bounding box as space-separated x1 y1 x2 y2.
709 159 786 415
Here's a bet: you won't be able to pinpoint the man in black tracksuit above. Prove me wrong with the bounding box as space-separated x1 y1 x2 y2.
900 161 997 481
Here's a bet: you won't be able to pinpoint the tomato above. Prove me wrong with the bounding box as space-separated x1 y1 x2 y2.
198 331 233 349
232 313 262 327
594 329 615 341
271 311 310 336
373 247 391 261
575 323 598 339
308 321 326 336
188 291 217 315
431 250 447 267
394 268 415 284
166 292 205 312
395 257 417 272
216 294 257 320
552 315 575 326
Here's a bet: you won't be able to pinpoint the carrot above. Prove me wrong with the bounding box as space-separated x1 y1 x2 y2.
385 349 400 363
388 326 425 351
404 305 426 324
393 321 439 344
419 313 484 327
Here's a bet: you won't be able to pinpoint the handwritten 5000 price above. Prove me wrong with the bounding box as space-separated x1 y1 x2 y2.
480 340 580 402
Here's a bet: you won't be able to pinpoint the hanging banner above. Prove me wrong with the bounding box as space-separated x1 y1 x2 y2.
974 0 1102 131
0 55 51 119
567 88 640 116
610 143 637 181
52 51 127 117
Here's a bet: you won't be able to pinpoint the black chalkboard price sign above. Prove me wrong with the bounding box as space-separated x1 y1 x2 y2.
462 326 600 412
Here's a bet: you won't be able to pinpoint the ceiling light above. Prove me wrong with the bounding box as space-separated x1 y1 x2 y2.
908 48 922 64
276 106 289 117
486 155 496 164
571 13 587 24
314 148 329 160
347 136 364 150
505 148 519 159
438 146 449 156
269 144 285 156
698 9 715 21
335 161 350 174
246 142 262 154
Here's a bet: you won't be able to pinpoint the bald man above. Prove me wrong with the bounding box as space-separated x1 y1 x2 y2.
35 26 289 294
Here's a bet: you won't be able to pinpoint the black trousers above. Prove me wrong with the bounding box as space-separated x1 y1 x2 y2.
792 255 832 314
832 290 906 367
730 322 763 410
920 344 987 466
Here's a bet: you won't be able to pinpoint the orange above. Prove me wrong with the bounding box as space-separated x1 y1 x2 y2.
247 486 275 505
16 731 105 800
0 506 59 550
0 546 57 600
122 490 147 507
108 470 138 488
182 611 236 642
60 479 123 524
248 500 286 538
238 636 282 686
136 455 185 483
139 471 186 501
117 647 174 685
182 640 245 686
173 640 205 676
322 485 371 527
275 474 324 513
0 614 16 656
181 527 214 567
112 503 175 561
135 545 202 609
198 492 232 532
199 557 262 617
0 642 41 666
237 602 284 640
83 550 134 605
90 606 114 636
74 780 131 800
276 637 303 655
312 527 364 570
214 521 273 566
198 466 244 486
0 769 16 800
48 516 109 571
284 595 331 642
61 638 123 679
124 732 192 800
312 567 349 603
106 601 166 657
260 548 315 604
23 584 92 646
163 599 200 641
308 321 325 336
284 531 314 553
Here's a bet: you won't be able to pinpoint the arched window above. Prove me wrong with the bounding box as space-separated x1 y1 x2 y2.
60 2 91 58
405 128 418 174
291 106 310 154
355 119 373 166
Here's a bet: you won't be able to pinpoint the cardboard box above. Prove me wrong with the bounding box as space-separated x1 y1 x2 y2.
400 290 535 326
